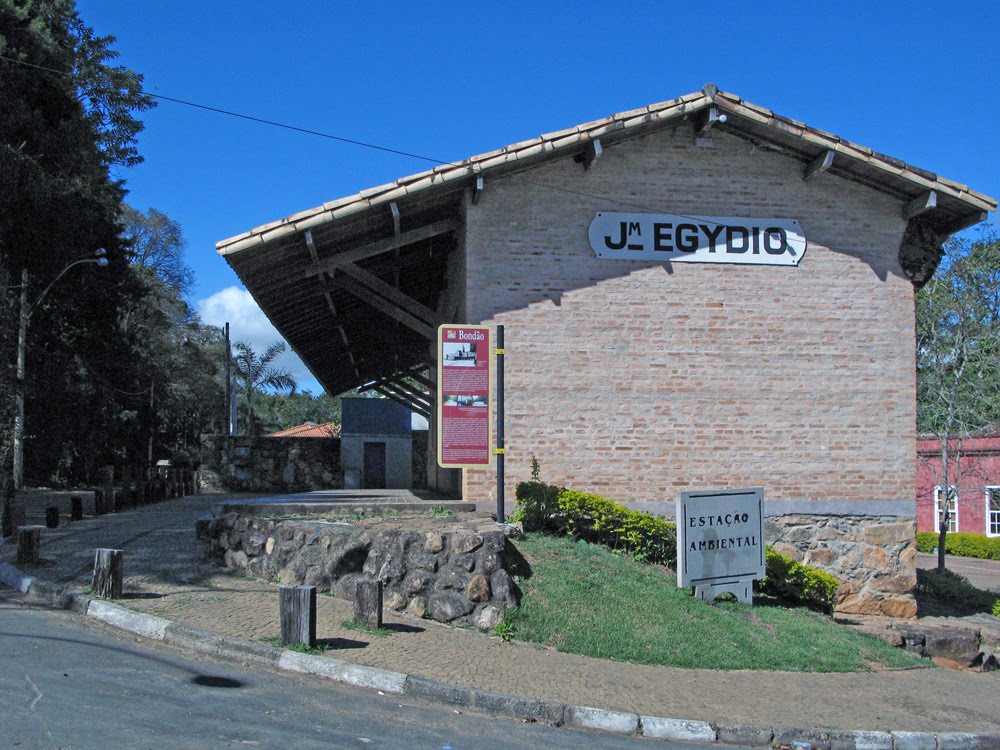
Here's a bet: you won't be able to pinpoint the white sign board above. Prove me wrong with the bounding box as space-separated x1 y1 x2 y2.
677 488 765 595
589 212 806 266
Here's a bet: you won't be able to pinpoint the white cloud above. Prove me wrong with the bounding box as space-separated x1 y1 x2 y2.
197 286 322 393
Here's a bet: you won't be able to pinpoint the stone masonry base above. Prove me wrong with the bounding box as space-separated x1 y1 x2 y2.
766 514 918 619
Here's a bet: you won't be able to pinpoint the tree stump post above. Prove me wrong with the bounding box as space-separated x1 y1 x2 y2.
45 506 59 529
280 585 317 648
92 548 123 599
71 496 83 521
354 580 383 630
16 525 43 565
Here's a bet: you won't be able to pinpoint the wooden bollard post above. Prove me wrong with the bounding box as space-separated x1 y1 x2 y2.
16 525 43 565
93 488 105 516
354 580 383 630
71 496 83 521
92 548 123 599
45 506 59 529
280 585 317 648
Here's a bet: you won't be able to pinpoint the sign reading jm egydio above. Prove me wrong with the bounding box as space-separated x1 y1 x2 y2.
589 212 807 266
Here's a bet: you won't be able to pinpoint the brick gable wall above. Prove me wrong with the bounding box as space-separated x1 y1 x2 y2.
460 125 916 513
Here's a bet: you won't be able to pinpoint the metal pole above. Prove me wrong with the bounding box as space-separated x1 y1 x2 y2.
224 322 232 435
496 325 505 524
13 268 28 490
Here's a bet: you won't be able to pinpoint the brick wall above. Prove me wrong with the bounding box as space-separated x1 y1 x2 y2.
917 435 1000 535
461 125 916 513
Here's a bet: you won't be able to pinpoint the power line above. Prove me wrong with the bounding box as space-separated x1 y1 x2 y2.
0 52 785 234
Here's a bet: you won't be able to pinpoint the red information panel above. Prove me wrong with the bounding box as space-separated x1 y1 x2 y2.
437 325 492 468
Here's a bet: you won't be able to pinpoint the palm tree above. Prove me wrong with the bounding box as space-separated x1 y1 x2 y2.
233 341 297 435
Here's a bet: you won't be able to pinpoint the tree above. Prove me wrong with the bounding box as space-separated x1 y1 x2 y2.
120 205 193 294
916 231 1000 572
0 1 153 500
253 391 344 434
233 341 297 435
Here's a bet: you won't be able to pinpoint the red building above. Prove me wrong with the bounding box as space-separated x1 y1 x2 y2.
917 433 1000 537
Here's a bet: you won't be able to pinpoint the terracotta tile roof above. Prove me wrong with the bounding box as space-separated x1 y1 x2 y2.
268 421 340 438
217 84 996 256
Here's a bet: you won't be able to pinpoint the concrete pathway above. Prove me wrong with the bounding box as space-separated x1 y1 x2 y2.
3 493 999 735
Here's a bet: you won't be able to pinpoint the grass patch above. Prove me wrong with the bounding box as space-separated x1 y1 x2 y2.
259 635 332 655
339 618 392 637
508 534 924 672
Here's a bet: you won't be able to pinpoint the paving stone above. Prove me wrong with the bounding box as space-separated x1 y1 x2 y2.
893 732 938 750
716 724 774 746
640 716 715 742
566 706 638 735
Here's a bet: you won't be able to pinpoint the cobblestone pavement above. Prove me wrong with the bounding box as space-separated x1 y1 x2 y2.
4 494 999 733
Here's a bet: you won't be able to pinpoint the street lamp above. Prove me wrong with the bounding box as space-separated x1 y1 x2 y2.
13 249 108 490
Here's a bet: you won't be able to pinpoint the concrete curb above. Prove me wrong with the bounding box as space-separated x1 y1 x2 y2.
5 561 1000 748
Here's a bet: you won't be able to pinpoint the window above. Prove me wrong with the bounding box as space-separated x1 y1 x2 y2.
987 488 1000 537
934 486 958 533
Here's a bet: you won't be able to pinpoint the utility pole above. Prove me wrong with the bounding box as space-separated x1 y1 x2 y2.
13 268 28 490
224 322 232 435
12 251 107 490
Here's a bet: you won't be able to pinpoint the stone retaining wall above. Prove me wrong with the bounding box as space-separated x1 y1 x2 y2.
766 514 917 618
200 513 520 628
199 433 429 493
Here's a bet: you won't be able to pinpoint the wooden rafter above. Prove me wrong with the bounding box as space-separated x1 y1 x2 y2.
804 150 834 182
903 191 938 221
305 219 460 278
338 262 443 328
332 273 436 340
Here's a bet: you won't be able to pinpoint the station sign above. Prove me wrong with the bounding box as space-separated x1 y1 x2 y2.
677 488 765 602
589 212 806 266
436 325 492 468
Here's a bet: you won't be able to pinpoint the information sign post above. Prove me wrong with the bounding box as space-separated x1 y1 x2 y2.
436 325 493 469
676 488 765 604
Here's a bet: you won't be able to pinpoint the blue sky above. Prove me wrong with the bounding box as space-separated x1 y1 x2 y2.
77 0 1000 395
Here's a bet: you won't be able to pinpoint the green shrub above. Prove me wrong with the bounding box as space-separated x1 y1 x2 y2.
915 531 936 553
993 599 1000 618
513 480 564 532
757 547 840 614
553 488 677 565
915 531 1000 560
515 482 677 564
917 568 999 614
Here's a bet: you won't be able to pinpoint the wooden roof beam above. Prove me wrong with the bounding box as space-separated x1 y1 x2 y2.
338 261 443 328
305 219 460 278
332 273 435 340
903 190 938 221
574 138 603 170
804 150 834 182
371 386 430 419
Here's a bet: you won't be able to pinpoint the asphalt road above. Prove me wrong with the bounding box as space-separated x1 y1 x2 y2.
0 587 716 750
916 552 1000 592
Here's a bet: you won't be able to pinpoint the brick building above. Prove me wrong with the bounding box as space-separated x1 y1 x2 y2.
217 85 995 616
917 433 1000 537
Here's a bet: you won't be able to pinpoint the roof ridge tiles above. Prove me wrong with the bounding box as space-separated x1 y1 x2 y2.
216 86 996 254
